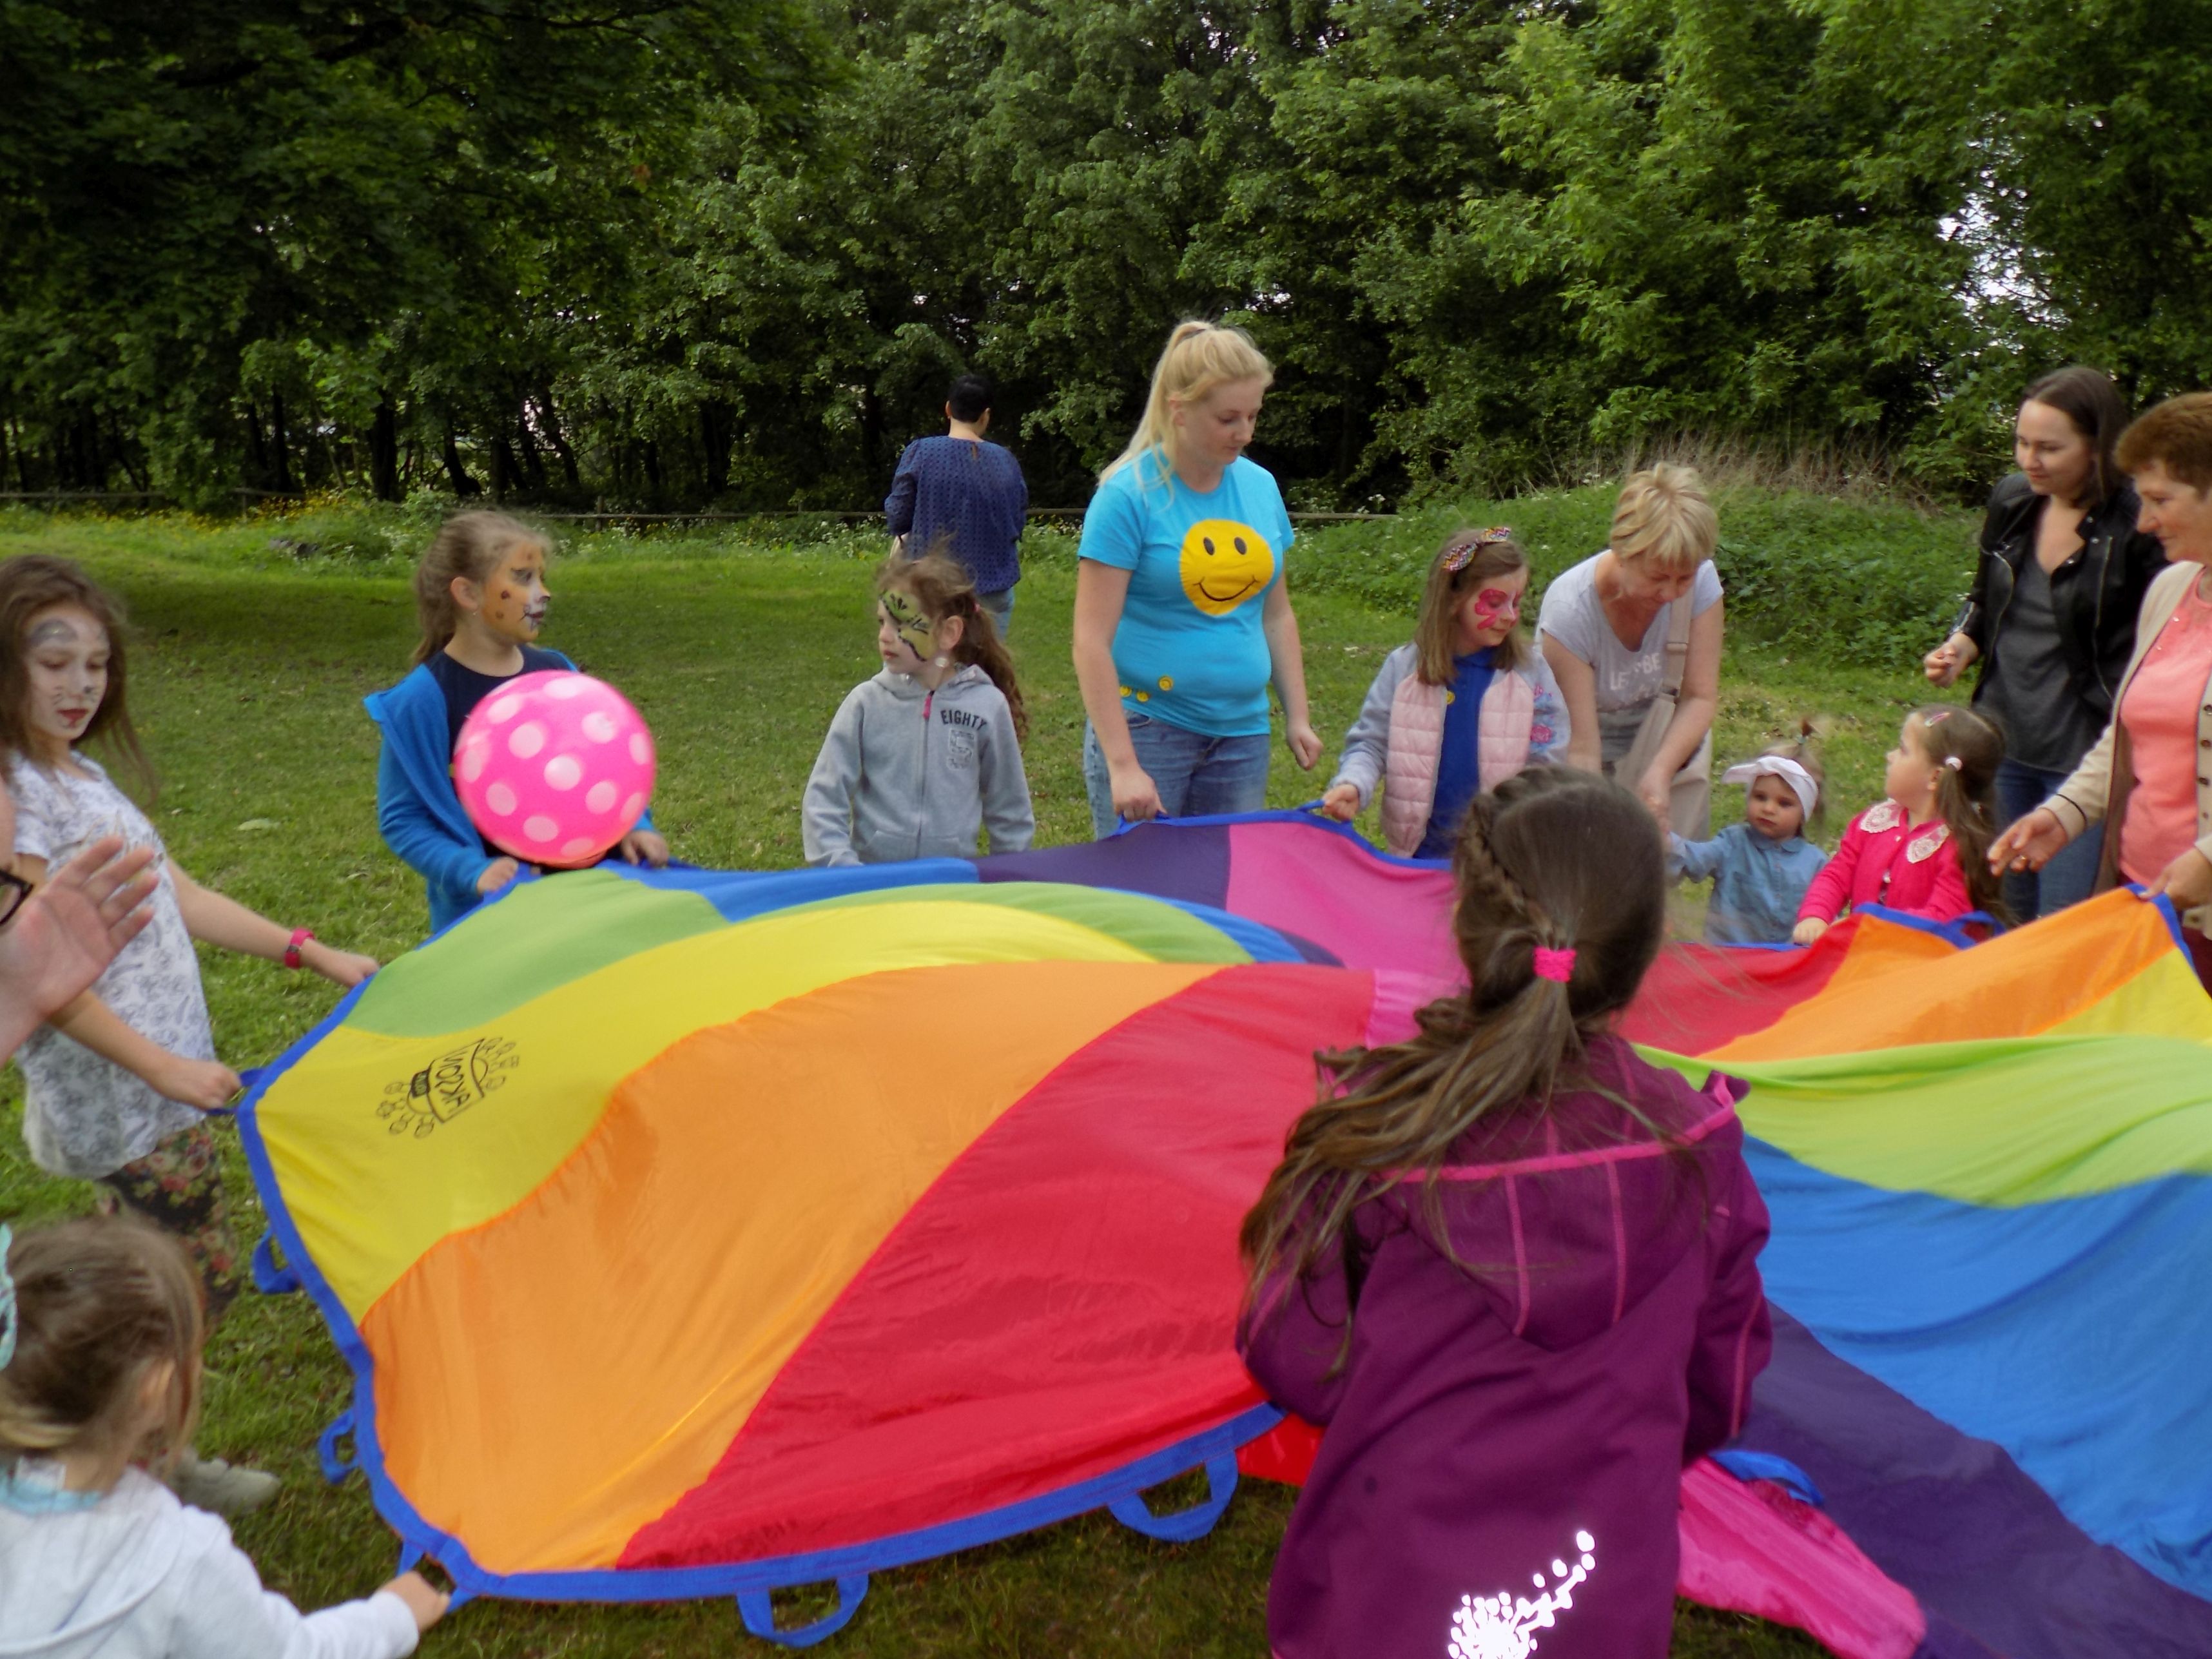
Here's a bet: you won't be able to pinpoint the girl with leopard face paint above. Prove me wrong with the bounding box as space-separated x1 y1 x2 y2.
800 551 1034 869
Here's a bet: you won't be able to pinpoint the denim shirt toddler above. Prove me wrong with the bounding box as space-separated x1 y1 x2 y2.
1669 823 1829 946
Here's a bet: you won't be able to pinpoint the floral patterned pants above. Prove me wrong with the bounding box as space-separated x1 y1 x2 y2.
97 1121 242 1326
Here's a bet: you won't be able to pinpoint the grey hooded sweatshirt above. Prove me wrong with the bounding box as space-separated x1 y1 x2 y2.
802 663 1034 867
0 1467 418 1658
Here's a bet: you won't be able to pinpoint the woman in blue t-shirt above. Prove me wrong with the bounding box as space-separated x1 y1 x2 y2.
1073 322 1321 839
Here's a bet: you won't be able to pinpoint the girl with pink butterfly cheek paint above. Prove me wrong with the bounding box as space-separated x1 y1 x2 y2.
1321 529 1571 859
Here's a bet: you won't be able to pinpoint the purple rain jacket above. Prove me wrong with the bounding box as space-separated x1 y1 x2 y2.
1238 1036 1772 1659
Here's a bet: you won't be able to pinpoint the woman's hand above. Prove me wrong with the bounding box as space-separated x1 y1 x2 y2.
1989 808 2068 875
619 829 670 868
1109 760 1163 825
476 857 521 895
1 839 157 1023
2144 847 2212 910
379 1570 451 1633
157 1056 245 1111
1318 783 1361 822
302 941 379 988
1791 918 1830 947
1924 632 1978 688
1634 765 1673 826
1286 720 1323 771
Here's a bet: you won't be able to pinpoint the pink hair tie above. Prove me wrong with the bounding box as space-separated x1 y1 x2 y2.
1533 946 1577 984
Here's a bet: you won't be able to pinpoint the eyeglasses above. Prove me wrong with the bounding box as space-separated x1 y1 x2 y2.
0 868 29 931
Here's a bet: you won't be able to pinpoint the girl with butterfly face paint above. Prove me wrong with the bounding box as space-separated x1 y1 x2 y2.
1321 529 1572 858
801 551 1035 868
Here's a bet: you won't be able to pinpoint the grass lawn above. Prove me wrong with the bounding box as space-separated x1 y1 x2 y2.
0 497 1958 1657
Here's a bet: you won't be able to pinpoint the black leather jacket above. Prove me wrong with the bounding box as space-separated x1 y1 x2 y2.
1954 472 2166 722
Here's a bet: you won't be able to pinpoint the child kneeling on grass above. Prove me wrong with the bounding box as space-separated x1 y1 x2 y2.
1669 724 1829 944
802 552 1034 866
1319 527 1568 857
368 512 666 933
1794 706 2006 945
0 1216 449 1656
1238 769 1772 1659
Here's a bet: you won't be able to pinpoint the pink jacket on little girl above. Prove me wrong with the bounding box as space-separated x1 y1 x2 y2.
1795 799 1976 925
1329 644 1571 857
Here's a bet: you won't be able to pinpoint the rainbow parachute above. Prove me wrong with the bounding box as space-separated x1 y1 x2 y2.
239 815 2212 1656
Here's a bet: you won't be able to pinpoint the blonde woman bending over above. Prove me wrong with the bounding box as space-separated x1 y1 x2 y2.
1073 321 1321 839
1537 466 1725 837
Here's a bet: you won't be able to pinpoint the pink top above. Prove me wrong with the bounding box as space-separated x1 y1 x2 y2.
2118 580 2212 884
1795 799 1974 925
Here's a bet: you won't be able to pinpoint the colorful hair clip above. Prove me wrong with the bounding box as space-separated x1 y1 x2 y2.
1441 527 1515 573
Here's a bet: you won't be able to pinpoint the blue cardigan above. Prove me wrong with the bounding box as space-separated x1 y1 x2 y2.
366 653 655 933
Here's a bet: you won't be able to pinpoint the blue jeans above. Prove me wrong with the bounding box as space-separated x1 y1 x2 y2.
978 586 1014 638
1995 756 2104 921
1083 714 1272 839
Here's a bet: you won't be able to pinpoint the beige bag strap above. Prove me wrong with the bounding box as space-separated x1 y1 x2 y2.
1658 592 1693 700
1618 595 1695 788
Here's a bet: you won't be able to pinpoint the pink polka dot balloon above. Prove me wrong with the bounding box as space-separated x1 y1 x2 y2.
453 670 655 869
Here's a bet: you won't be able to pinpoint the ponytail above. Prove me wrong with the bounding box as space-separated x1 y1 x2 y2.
1238 771 1667 1361
411 512 547 668
1914 705 2009 922
878 547 1027 741
1101 320 1273 485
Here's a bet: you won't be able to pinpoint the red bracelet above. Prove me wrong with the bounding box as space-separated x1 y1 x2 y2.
284 927 315 970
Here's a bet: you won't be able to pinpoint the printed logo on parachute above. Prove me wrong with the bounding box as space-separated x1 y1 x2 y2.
377 1037 519 1138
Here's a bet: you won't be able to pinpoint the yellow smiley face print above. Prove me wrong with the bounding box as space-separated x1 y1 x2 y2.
1179 519 1276 617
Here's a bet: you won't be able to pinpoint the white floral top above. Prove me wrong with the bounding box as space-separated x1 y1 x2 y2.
7 753 211 1178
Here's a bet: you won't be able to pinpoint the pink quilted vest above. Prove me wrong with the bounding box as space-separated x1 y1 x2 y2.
1379 671 1537 857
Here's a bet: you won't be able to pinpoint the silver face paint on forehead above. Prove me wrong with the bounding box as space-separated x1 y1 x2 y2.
26 616 95 650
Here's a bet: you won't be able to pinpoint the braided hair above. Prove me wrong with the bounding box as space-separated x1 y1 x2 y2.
1239 770 1668 1348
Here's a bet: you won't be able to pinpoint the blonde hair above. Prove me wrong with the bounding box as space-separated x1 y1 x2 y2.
1101 321 1274 483
1412 530 1529 684
409 511 549 667
0 1218 204 1477
1610 465 1718 575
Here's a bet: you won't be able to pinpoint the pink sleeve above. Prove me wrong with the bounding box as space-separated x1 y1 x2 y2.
1795 817 1863 923
1685 1123 1773 1464
1913 841 1977 921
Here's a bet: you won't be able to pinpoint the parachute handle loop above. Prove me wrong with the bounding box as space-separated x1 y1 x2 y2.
251 1229 302 1295
1108 1450 1240 1544
736 1575 871 1647
318 1410 358 1484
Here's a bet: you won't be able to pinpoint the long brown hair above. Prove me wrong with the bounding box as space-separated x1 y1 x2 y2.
1412 529 1529 684
410 511 548 667
1239 770 1667 1331
1911 704 2008 921
2023 365 2129 507
0 555 153 793
878 548 1027 741
0 1217 204 1476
